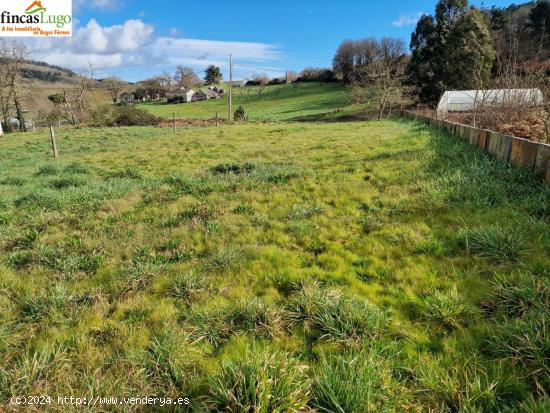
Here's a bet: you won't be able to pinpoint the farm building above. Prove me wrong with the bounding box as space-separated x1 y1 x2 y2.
166 89 195 104
119 92 134 104
437 89 544 115
192 89 220 102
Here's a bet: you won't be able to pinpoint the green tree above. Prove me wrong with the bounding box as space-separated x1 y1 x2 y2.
408 0 496 103
408 14 439 102
445 9 495 90
528 1 550 57
204 65 222 85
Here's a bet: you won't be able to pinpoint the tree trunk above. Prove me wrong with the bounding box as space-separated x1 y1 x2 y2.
13 94 26 132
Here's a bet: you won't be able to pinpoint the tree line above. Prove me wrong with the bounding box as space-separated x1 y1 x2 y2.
333 0 549 105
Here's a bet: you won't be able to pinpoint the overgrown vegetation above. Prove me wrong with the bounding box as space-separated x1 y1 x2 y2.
0 120 548 411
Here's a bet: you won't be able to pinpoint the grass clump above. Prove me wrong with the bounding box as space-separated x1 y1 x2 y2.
186 307 232 348
411 356 502 412
482 310 549 391
167 271 210 302
1 176 26 187
14 191 63 211
49 176 87 189
460 226 529 263
420 287 476 333
482 272 549 317
228 298 284 339
287 282 389 345
141 331 198 390
35 165 59 176
106 167 143 180
312 341 406 412
207 345 311 412
211 162 255 175
18 285 71 322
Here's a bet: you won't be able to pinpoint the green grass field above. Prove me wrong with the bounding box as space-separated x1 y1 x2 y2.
138 82 363 122
0 120 549 411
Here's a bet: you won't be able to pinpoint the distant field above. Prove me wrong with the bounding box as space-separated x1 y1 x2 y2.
138 82 361 122
0 120 549 411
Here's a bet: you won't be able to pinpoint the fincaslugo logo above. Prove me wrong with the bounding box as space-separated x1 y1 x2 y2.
0 0 72 37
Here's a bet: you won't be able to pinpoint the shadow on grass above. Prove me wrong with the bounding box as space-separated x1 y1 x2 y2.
411 121 550 220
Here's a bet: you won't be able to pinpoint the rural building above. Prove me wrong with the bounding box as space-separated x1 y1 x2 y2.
119 92 134 104
192 89 220 102
167 89 195 104
437 89 544 115
227 80 245 88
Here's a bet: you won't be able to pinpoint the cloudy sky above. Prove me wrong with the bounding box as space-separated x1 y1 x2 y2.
24 0 518 81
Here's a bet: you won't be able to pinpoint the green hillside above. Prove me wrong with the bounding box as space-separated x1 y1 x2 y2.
138 82 361 122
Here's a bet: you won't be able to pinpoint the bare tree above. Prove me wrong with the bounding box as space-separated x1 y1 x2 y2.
160 71 173 93
351 38 409 119
0 48 13 133
103 76 125 104
175 66 199 90
0 40 29 131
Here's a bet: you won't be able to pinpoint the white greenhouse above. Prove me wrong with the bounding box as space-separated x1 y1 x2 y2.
437 89 544 115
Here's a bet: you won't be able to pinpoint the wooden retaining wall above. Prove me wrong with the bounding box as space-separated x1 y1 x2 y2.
402 110 550 184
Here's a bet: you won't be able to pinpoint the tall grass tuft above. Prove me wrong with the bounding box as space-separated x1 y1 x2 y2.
420 287 476 332
483 309 548 391
287 282 389 345
207 345 311 412
141 331 196 389
482 272 549 317
228 298 284 339
460 226 529 263
312 341 405 412
167 271 209 302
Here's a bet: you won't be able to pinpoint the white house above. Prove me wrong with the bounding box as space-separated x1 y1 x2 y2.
167 89 195 103
437 89 544 115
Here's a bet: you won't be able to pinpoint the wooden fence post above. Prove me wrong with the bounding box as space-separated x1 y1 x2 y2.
49 124 59 158
215 112 219 127
173 113 177 133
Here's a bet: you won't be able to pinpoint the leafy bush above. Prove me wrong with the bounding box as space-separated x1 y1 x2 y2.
207 346 311 412
234 106 246 121
114 106 162 126
89 105 161 127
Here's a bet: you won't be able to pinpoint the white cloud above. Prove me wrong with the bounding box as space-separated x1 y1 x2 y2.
392 12 425 28
25 18 283 80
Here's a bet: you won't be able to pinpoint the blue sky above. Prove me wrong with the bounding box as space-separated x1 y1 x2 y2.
29 0 520 81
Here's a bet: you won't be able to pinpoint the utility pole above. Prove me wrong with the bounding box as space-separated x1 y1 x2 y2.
228 53 233 121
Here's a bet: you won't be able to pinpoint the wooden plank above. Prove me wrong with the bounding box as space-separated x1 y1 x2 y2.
534 144 550 179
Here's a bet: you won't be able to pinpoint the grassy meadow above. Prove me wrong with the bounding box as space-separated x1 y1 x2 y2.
0 119 549 411
137 82 362 122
